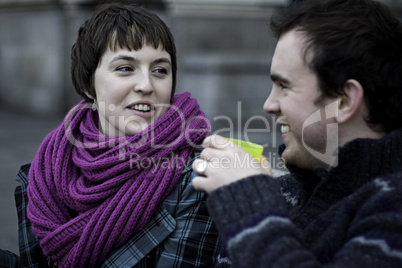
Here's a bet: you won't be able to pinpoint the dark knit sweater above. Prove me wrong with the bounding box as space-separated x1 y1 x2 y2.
208 128 402 267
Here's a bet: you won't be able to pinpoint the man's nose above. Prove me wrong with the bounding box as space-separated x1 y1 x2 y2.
263 89 280 115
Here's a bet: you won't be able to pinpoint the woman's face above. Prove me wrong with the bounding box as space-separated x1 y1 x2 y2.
93 44 173 136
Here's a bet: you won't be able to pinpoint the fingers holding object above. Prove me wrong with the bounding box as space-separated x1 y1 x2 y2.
202 135 230 149
200 136 243 161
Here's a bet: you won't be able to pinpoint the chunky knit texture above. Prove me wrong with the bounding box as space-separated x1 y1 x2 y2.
209 128 402 267
27 92 209 267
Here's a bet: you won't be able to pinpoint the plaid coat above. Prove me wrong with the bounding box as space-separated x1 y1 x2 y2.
15 155 221 267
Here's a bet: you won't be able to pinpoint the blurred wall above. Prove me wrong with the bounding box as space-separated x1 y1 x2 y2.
0 1 90 114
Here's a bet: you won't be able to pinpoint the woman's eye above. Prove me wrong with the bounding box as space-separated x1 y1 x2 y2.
153 68 168 76
116 66 133 72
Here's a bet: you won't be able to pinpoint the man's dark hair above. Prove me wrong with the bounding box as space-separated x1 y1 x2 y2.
271 0 402 132
71 3 177 101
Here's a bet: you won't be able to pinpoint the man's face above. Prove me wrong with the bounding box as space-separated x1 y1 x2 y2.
264 29 337 170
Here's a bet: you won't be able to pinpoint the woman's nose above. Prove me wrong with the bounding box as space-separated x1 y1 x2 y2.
133 71 153 94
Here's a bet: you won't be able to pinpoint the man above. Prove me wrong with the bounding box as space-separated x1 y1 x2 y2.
193 0 402 266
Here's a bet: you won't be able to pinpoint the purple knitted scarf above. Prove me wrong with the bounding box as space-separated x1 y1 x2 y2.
27 92 209 267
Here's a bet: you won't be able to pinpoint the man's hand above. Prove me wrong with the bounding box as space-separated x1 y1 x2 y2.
192 135 272 194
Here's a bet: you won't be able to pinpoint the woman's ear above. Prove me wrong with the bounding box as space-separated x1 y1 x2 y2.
336 79 365 124
84 91 95 100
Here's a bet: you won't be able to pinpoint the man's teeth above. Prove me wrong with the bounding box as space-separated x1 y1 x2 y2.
281 125 290 134
132 104 151 111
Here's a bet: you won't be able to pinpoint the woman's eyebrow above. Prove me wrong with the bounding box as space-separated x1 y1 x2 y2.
154 58 171 65
109 56 171 65
110 55 136 64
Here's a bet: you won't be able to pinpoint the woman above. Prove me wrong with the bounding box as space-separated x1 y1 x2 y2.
18 3 221 267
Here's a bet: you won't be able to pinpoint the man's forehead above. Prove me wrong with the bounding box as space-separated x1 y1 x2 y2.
272 32 309 69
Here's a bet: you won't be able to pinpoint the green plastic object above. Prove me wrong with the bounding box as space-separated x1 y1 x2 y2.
225 138 264 162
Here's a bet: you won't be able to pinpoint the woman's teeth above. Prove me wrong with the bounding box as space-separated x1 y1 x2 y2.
132 104 151 112
281 125 290 134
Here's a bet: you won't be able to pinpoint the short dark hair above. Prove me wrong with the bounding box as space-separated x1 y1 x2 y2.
70 3 177 102
271 0 402 132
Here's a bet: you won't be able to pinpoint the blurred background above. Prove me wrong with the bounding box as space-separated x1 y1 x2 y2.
1 0 401 256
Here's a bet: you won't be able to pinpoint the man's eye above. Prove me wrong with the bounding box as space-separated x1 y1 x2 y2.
279 83 287 90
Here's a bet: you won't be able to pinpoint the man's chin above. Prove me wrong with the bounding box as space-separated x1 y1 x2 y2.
280 149 308 169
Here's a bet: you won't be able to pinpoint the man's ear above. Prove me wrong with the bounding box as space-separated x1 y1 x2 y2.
336 79 365 124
